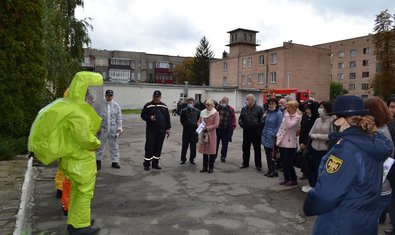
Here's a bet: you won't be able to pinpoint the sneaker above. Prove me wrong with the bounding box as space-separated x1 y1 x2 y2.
285 180 297 186
301 185 313 193
111 162 121 169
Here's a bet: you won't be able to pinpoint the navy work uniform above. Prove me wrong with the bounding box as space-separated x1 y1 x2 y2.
304 127 393 235
141 100 171 169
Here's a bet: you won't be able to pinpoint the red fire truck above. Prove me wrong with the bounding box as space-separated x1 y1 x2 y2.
263 88 311 103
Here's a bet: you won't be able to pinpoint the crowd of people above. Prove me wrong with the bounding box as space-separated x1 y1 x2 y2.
29 72 395 234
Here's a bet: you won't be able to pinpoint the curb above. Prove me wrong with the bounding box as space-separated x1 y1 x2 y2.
13 157 33 235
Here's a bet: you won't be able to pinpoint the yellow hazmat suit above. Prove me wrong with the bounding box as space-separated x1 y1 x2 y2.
29 71 103 228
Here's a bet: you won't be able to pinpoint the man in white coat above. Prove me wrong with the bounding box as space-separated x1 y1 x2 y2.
96 89 123 170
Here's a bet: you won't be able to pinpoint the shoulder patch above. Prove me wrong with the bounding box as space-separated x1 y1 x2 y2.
326 155 343 174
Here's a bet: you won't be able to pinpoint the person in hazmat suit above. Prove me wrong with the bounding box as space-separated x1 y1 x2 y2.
95 89 123 170
29 71 103 235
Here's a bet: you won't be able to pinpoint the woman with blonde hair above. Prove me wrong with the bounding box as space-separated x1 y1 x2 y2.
276 100 301 186
198 99 220 173
304 95 393 235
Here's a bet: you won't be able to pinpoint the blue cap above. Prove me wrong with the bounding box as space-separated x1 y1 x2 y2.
331 95 369 117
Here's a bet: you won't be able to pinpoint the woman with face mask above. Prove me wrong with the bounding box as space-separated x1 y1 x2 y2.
301 101 335 193
304 95 393 235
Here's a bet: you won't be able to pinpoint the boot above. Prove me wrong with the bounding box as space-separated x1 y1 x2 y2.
56 189 62 198
111 162 121 169
201 155 208 172
208 155 215 173
96 160 101 171
152 158 161 170
67 225 100 235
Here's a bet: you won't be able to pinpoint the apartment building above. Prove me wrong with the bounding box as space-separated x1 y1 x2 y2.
82 48 190 84
315 35 375 98
210 28 331 102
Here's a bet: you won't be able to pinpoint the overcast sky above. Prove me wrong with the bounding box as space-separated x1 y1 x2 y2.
76 0 395 57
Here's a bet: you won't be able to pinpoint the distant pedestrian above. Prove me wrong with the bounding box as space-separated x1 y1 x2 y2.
216 97 236 162
180 97 200 165
198 99 219 173
96 89 123 170
385 94 395 235
276 100 301 186
239 94 264 170
141 90 171 171
304 95 393 235
261 98 282 177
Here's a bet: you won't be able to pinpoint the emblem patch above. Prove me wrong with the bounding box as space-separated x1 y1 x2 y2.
326 155 343 174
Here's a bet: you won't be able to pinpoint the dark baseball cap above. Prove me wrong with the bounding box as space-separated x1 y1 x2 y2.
105 90 114 96
153 90 161 96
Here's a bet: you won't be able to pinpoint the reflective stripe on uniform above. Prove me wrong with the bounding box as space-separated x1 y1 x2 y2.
153 156 160 160
144 157 153 161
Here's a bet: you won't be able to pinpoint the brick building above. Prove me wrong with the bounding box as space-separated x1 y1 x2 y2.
82 48 190 84
209 28 331 102
315 35 375 98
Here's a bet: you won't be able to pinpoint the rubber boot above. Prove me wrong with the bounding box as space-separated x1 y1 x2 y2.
200 155 208 172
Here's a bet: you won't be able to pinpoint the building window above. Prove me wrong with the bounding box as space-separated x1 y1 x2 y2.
349 61 356 68
363 59 369 66
109 69 130 81
349 73 356 79
223 62 228 71
148 62 153 69
349 84 355 90
337 73 344 80
131 61 135 69
247 57 252 68
362 72 370 78
242 58 247 69
363 47 370 54
84 56 90 64
231 34 234 42
241 75 246 85
223 76 227 86
338 51 345 58
350 49 357 57
258 73 265 84
156 61 170 68
247 74 252 84
110 58 130 66
270 72 277 83
258 55 264 65
362 83 369 90
270 53 277 64
338 62 344 68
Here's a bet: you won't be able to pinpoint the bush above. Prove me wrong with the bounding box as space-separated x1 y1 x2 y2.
0 135 27 161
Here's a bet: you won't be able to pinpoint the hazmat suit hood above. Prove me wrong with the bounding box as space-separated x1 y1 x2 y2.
28 71 103 165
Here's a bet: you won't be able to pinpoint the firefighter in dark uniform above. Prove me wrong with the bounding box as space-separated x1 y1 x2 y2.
303 95 394 235
141 90 171 171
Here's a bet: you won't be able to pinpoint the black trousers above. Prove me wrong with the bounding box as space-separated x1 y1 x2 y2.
216 129 230 160
242 129 262 168
279 147 297 181
181 130 197 162
264 147 276 173
308 148 327 187
144 129 166 167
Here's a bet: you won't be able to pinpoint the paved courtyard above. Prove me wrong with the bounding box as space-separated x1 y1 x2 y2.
26 113 386 235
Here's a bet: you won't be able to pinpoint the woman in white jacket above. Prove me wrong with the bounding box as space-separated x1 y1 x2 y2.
304 101 335 192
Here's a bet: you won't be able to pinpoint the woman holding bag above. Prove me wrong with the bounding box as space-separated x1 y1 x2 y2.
198 99 220 173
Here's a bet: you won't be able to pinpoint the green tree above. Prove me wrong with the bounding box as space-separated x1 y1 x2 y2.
174 58 195 84
0 0 46 158
330 81 349 101
43 0 92 100
192 36 214 85
371 9 395 100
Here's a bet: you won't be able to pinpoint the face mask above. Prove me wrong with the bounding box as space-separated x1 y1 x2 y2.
220 103 227 107
318 108 326 117
280 106 285 111
187 103 194 109
306 113 312 118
